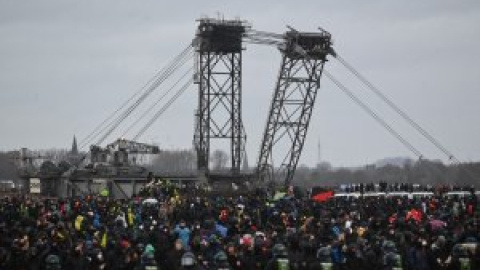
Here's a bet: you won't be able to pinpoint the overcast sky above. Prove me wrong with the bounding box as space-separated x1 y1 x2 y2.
1 0 479 168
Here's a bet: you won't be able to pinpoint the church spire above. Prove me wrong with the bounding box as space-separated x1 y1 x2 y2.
71 135 79 155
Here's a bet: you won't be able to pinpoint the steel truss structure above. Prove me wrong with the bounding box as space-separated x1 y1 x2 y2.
257 30 334 187
194 18 248 173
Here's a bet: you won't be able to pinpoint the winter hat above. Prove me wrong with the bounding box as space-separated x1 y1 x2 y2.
145 244 155 255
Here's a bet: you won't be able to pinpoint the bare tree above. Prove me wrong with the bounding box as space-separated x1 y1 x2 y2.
149 149 196 173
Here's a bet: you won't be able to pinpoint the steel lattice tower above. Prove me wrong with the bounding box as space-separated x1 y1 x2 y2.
194 18 248 174
257 30 334 187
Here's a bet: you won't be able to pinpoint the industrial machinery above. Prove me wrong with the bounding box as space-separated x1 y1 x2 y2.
15 148 65 197
192 19 335 188
15 18 336 197
193 18 249 175
15 138 161 198
66 138 160 198
245 27 335 187
18 17 458 197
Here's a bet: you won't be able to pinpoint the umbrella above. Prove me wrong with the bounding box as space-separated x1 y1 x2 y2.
100 189 109 197
429 219 446 230
215 223 228 238
273 192 286 201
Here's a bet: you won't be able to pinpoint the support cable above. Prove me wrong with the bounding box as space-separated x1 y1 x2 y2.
95 48 192 145
120 66 194 138
80 45 192 148
95 48 193 146
324 70 424 159
335 54 459 163
133 77 193 140
335 54 479 182
79 44 192 149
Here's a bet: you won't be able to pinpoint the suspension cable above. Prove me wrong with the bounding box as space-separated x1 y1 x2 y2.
335 54 479 182
79 44 192 149
120 66 194 138
335 54 459 163
133 77 193 140
95 48 192 145
95 47 193 146
324 70 424 159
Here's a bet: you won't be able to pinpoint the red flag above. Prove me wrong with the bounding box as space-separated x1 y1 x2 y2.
312 191 334 202
406 208 423 223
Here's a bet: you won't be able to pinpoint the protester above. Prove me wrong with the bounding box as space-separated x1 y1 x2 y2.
0 181 478 270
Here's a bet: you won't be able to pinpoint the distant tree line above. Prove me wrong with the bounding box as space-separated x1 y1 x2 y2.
0 151 18 179
147 149 196 174
0 149 75 180
293 160 480 188
146 148 231 174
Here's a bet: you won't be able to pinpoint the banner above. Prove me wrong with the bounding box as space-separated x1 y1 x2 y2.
30 178 41 194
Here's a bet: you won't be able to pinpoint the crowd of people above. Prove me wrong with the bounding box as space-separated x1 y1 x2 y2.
336 182 475 194
0 181 479 270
